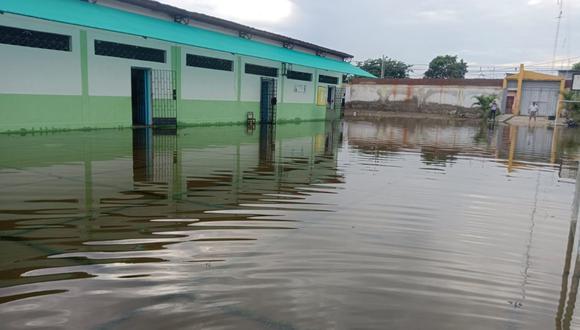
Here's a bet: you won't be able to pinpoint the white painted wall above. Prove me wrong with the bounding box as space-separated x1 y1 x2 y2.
180 46 236 101
282 64 315 104
0 14 81 95
349 83 503 109
86 29 172 97
240 57 281 102
0 12 345 108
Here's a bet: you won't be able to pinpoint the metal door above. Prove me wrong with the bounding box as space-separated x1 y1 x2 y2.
519 81 560 117
505 96 515 114
151 69 177 126
334 87 346 112
260 78 277 124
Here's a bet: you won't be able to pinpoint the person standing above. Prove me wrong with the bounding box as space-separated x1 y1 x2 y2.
490 101 499 121
528 102 539 123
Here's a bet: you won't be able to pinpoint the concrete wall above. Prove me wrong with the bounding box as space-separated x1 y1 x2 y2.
87 29 173 97
282 64 316 104
0 13 344 132
0 15 82 96
347 79 504 118
180 46 237 101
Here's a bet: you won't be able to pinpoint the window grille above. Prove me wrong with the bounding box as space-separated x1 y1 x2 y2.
286 70 312 81
0 25 71 51
319 74 339 85
94 40 165 63
186 54 233 71
245 63 278 77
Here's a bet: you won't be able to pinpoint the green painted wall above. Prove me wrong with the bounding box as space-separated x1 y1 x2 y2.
177 100 327 125
0 94 331 132
276 103 327 122
0 94 131 132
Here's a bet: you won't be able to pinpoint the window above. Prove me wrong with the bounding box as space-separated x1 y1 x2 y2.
245 63 278 77
0 25 71 51
319 75 339 85
94 40 165 63
186 54 233 71
286 70 312 82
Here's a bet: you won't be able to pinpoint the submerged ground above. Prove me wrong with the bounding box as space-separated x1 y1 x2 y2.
2 118 580 329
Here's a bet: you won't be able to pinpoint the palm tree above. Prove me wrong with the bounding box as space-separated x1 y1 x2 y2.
472 94 497 118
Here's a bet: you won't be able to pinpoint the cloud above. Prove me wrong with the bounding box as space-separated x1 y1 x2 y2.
160 0 294 24
527 0 544 6
416 9 458 22
157 0 580 68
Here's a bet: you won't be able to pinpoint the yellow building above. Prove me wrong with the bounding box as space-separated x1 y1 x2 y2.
503 64 566 118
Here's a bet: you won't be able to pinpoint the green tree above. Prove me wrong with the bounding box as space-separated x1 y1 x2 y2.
572 62 580 71
424 55 468 79
356 57 413 78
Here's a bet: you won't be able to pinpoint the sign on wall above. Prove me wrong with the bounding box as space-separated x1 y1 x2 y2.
573 74 580 91
294 85 306 94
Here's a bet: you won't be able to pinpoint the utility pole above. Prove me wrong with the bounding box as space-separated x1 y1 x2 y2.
380 55 385 79
552 0 564 71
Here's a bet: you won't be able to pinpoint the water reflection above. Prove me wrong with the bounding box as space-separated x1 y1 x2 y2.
1 118 580 329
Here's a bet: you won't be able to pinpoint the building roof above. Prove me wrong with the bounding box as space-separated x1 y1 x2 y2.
0 0 374 77
505 70 563 81
116 0 354 60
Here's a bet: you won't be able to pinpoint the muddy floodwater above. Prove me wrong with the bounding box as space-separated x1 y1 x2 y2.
3 118 580 329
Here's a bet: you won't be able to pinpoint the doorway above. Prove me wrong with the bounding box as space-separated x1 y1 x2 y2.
327 86 336 110
131 68 151 126
260 78 277 124
505 96 514 114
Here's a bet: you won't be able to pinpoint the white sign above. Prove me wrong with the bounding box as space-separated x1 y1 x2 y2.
573 74 580 91
294 85 306 93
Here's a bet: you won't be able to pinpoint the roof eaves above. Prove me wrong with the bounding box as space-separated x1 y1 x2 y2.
115 0 354 59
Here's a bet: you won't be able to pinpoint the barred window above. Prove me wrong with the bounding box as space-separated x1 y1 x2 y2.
94 40 165 63
186 54 233 71
319 75 339 85
0 25 71 51
245 63 278 77
286 70 312 82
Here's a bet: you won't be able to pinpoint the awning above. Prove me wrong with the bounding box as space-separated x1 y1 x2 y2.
0 0 374 77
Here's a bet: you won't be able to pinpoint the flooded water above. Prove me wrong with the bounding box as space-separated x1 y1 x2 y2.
2 119 580 329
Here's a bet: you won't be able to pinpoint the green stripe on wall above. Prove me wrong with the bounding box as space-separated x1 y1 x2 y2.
236 56 242 102
0 93 326 132
170 46 182 114
80 30 89 121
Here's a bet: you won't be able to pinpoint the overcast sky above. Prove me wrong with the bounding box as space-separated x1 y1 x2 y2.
160 0 579 75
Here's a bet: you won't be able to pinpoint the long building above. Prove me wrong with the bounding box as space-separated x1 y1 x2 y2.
0 0 372 133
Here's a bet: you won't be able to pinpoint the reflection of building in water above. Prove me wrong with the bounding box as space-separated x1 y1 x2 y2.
133 128 179 184
346 119 496 163
346 119 575 173
259 125 276 170
128 123 343 215
495 125 556 165
0 123 343 284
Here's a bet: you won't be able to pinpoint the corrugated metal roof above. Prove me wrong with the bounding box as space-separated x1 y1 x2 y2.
0 0 374 77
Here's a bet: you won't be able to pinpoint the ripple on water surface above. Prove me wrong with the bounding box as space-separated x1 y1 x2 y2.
1 120 580 329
